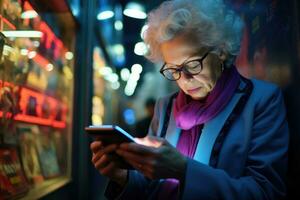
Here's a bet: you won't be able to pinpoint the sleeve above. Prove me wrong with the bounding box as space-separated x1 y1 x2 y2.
105 171 160 200
182 86 289 200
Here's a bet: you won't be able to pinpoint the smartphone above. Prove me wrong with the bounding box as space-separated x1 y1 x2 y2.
85 125 134 169
85 125 135 144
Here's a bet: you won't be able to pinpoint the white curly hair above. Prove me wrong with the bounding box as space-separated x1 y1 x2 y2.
142 0 244 67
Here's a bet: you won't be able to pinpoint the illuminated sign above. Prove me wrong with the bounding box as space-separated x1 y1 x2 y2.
0 15 16 30
0 81 67 129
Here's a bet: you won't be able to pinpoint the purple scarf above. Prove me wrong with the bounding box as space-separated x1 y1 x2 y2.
157 66 240 199
174 66 240 130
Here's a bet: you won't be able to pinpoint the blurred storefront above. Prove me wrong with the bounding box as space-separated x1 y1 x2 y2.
0 0 78 199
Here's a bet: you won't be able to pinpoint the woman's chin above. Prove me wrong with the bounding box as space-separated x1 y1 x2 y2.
187 88 209 100
189 93 208 100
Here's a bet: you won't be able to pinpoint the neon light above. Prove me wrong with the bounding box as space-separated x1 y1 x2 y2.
0 15 16 30
4 82 14 88
24 1 34 11
15 114 52 125
0 111 66 128
52 121 66 129
0 112 13 118
32 54 51 70
38 22 55 49
35 21 68 59
0 81 67 129
2 30 43 38
21 10 38 19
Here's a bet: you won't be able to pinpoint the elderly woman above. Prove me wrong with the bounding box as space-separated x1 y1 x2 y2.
90 0 289 199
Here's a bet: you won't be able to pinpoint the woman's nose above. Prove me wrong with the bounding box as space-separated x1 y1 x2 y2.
181 71 193 81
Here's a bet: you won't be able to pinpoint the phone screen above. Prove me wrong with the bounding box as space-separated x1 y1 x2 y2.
86 125 134 169
85 125 135 144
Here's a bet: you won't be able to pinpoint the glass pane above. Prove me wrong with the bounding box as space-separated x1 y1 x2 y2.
0 0 75 199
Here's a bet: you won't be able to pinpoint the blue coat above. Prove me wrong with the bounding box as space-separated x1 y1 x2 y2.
107 78 289 200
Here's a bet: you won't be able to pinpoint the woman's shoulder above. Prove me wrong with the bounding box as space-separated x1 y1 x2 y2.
248 78 283 105
250 78 281 95
154 92 177 110
157 92 177 103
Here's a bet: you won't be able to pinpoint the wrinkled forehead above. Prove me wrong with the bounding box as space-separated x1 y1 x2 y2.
160 35 209 64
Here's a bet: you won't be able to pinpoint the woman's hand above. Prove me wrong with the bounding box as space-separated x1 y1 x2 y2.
116 136 187 181
90 141 127 186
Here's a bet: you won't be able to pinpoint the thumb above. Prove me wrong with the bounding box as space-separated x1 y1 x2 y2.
135 135 164 147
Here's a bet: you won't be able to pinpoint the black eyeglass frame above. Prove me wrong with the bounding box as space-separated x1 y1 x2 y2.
159 51 210 81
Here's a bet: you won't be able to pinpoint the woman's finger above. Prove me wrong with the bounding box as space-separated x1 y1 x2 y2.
92 145 118 166
94 154 110 170
119 142 156 155
116 148 152 165
135 136 166 148
100 162 117 176
93 143 118 158
94 153 119 170
90 141 103 153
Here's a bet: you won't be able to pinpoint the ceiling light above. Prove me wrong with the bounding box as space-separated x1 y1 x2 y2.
114 20 123 31
124 80 138 96
131 64 143 74
112 44 124 55
111 81 120 90
97 10 114 20
129 72 140 82
140 24 148 39
2 30 43 38
65 51 74 60
21 10 38 19
106 73 119 83
123 2 147 19
120 68 130 81
28 51 37 59
134 42 147 56
98 66 113 76
21 1 38 19
20 49 29 56
46 63 54 71
33 41 40 47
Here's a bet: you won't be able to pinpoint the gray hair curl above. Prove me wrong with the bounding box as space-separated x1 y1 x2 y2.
142 0 244 66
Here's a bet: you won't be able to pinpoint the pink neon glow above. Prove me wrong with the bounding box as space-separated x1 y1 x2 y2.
0 81 67 129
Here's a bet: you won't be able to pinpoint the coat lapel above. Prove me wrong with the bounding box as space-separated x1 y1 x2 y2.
165 98 181 147
193 81 246 165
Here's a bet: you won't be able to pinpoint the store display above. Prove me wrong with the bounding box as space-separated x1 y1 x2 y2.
34 126 60 178
0 0 75 198
52 130 68 174
0 146 29 199
26 62 48 91
0 82 20 145
17 125 44 185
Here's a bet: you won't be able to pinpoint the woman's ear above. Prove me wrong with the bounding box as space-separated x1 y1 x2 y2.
218 48 228 62
217 44 228 62
219 51 227 61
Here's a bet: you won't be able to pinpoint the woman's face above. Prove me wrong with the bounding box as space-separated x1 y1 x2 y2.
160 35 224 100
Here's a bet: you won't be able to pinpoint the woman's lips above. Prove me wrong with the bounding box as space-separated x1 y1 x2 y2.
187 87 201 94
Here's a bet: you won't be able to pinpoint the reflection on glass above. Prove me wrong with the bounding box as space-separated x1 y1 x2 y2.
0 0 74 199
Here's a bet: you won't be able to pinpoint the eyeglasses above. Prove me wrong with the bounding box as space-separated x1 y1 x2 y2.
160 51 210 81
